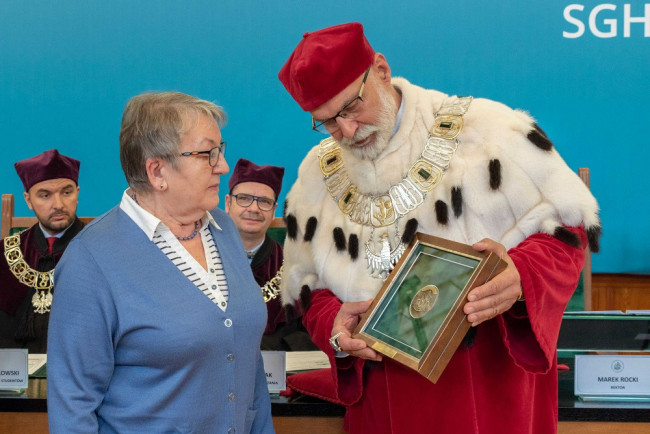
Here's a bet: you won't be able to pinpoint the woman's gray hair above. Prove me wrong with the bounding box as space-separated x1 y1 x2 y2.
119 91 227 193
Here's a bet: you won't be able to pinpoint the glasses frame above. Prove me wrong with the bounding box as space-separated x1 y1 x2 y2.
231 193 276 211
312 67 371 134
179 141 226 167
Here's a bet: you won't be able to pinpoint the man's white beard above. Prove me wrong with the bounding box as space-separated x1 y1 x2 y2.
340 84 397 161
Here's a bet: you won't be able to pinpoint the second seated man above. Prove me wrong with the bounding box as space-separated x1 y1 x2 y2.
226 158 316 351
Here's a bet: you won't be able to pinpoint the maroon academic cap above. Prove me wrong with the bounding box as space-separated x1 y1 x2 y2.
278 22 375 112
228 158 285 199
14 149 81 192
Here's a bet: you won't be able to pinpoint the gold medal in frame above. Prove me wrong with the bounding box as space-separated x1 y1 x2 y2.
354 233 506 383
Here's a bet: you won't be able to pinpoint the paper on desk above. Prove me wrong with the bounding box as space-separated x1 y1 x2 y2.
286 351 330 372
28 353 47 375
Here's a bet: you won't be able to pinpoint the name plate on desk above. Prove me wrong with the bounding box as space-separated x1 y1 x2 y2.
0 349 28 389
261 351 286 393
575 355 650 399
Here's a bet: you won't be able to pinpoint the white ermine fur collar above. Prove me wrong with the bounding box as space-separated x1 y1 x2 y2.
280 77 600 304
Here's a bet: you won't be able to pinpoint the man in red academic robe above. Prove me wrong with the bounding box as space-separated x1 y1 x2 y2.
225 158 316 351
0 149 84 353
276 23 601 433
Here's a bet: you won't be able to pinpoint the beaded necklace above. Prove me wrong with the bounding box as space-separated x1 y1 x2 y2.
131 191 201 241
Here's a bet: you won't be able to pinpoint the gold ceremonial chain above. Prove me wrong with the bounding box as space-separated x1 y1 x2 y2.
318 96 472 228
261 265 283 302
3 233 54 314
318 96 472 278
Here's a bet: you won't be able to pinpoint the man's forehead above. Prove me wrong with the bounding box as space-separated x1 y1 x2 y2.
232 181 276 197
310 73 364 120
29 177 77 193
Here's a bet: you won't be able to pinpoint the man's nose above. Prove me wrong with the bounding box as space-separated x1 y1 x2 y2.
335 117 358 139
250 199 263 210
52 194 64 208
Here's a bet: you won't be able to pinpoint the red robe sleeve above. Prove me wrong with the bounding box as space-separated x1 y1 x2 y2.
301 288 366 405
501 226 587 372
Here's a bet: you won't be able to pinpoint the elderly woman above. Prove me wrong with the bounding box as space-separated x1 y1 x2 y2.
47 92 273 433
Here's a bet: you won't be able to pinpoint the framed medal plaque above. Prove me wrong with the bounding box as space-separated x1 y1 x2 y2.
353 233 506 383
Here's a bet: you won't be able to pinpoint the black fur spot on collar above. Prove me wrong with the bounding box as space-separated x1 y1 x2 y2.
489 159 501 190
527 124 554 151
286 214 298 240
451 187 463 218
435 200 448 225
299 285 312 311
333 227 346 251
304 217 318 242
348 234 359 260
402 218 419 244
586 225 601 253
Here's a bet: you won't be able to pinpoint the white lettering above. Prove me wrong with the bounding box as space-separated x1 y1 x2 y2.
563 3 650 38
624 4 650 37
591 4 618 38
564 4 586 38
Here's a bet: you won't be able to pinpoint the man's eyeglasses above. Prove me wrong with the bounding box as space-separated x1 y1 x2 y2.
231 193 276 211
179 141 226 167
312 68 370 134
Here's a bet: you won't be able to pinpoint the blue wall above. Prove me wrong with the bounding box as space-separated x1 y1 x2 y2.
1 1 649 273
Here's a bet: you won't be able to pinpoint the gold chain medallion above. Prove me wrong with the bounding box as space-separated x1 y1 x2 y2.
261 265 283 302
4 233 54 313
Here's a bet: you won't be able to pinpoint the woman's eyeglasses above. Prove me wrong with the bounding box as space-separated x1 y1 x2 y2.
179 141 226 167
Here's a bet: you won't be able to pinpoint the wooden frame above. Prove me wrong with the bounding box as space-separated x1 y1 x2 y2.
353 233 505 383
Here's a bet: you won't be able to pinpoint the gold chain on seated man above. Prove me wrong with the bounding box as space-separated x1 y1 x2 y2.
318 96 472 228
261 265 283 302
4 233 54 314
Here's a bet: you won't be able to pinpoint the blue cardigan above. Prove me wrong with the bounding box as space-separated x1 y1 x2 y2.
47 206 273 433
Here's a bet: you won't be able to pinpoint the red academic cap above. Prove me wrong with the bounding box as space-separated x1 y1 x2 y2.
278 22 375 112
228 158 285 199
14 149 80 192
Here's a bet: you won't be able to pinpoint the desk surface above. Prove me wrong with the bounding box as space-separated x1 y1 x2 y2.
2 370 649 423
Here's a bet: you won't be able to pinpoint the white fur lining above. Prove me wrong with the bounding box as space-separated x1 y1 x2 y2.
280 78 599 304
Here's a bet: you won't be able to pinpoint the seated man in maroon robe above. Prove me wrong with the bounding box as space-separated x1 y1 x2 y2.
225 158 316 351
0 149 85 353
